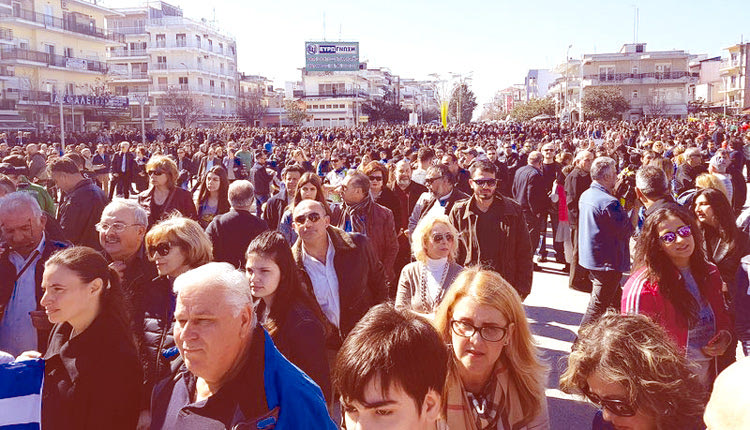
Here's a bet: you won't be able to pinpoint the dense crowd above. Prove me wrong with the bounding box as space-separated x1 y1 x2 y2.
1 117 750 430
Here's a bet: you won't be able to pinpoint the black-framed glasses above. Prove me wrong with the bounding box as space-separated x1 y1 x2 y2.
424 176 444 186
368 175 384 182
472 178 497 187
583 387 636 417
431 233 454 243
450 320 508 342
294 212 322 225
147 242 173 258
659 225 691 244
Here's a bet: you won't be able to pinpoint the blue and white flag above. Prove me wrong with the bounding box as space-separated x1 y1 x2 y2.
0 359 43 430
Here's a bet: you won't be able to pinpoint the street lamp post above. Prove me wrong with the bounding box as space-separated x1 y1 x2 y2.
564 44 572 123
133 93 147 147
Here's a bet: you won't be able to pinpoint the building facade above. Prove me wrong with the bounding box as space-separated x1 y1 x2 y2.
107 1 238 128
689 56 723 111
719 42 749 114
523 69 559 101
0 0 126 131
547 60 581 121
581 43 698 120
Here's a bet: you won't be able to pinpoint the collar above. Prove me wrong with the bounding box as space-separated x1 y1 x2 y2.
301 234 335 264
461 195 506 219
10 232 46 263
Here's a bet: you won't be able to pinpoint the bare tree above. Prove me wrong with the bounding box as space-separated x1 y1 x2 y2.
284 100 309 126
237 90 267 126
645 87 669 118
159 87 203 128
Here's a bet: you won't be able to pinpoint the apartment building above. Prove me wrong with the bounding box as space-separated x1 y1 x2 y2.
0 0 125 131
581 43 698 120
523 69 559 101
547 60 581 121
399 78 440 119
719 42 749 114
107 1 238 128
689 56 723 111
238 73 273 126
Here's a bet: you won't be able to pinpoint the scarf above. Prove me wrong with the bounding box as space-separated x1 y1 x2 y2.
445 358 530 430
341 196 372 235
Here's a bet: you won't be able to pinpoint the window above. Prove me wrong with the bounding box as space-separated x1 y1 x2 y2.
218 42 223 54
43 43 55 56
64 47 73 58
631 65 638 75
220 82 225 93
632 90 638 99
155 34 166 48
655 64 671 79
195 35 201 47
318 83 346 95
176 34 186 47
198 77 203 88
156 56 167 69
179 77 188 84
598 66 615 81
208 39 213 51
66 83 75 95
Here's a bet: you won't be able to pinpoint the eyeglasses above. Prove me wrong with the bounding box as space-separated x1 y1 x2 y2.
450 320 509 342
368 175 384 182
431 233 455 243
95 222 139 233
147 170 165 176
293 212 322 225
424 176 443 185
583 387 636 417
659 225 692 244
147 242 172 258
472 178 497 187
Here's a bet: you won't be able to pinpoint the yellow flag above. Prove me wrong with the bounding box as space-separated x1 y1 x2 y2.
441 101 449 129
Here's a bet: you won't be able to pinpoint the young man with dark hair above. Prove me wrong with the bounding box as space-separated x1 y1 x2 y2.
333 304 446 430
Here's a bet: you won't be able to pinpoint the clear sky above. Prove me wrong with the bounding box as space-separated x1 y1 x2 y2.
103 0 750 109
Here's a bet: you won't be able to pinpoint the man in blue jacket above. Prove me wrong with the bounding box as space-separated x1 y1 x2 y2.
577 156 634 329
150 262 335 430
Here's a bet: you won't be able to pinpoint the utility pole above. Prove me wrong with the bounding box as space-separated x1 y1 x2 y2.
564 44 572 122
134 94 147 146
58 89 65 146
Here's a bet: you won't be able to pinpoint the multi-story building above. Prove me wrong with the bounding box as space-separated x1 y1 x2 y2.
237 73 272 126
299 68 370 127
580 43 698 120
399 78 440 121
523 69 559 101
719 42 749 115
547 60 581 121
0 0 125 131
107 1 238 128
689 56 723 111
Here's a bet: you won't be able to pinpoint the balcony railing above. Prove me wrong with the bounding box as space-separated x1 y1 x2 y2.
0 8 125 43
147 40 233 56
6 88 51 103
305 91 369 99
583 71 698 83
0 27 11 41
109 49 147 57
110 71 149 80
1 48 107 73
111 25 145 35
721 60 742 69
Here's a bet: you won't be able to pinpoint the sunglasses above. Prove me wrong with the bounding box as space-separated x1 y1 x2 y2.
659 225 692 244
293 212 322 225
368 175 384 182
583 389 636 417
147 170 165 176
147 242 172 258
472 178 497 187
431 233 455 243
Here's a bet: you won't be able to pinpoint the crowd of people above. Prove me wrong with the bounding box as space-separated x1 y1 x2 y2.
1 116 750 429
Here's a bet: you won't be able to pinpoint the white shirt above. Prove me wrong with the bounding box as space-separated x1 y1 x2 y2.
0 233 45 357
302 235 341 328
425 256 448 302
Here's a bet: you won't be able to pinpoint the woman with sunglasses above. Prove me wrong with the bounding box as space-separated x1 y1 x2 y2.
622 206 732 384
362 160 402 227
141 216 212 392
194 165 230 228
244 231 331 401
278 172 330 244
137 155 198 227
396 215 462 317
560 312 708 430
434 267 549 430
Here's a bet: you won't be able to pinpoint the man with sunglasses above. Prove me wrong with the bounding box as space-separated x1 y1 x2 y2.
449 161 534 299
408 164 468 235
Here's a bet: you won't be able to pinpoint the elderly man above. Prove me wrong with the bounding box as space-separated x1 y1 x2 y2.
292 200 387 345
635 165 681 223
25 143 48 185
48 156 107 249
334 171 398 282
0 193 67 356
704 357 750 430
110 141 135 199
150 263 335 429
391 159 427 280
207 180 268 269
408 164 469 234
674 147 707 195
513 151 547 267
578 157 634 328
565 150 594 291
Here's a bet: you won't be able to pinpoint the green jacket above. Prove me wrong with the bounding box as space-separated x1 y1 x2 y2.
17 177 56 216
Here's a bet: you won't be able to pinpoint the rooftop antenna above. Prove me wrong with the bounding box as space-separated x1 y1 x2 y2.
323 12 326 41
339 24 342 41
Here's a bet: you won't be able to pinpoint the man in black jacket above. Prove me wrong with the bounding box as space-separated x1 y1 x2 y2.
565 150 594 291
674 147 706 195
250 150 276 217
48 157 107 250
110 141 135 199
262 164 303 230
513 151 547 266
207 180 269 269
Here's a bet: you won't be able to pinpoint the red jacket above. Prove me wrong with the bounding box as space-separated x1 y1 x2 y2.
622 265 731 351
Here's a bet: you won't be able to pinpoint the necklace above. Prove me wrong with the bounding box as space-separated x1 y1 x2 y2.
419 260 450 309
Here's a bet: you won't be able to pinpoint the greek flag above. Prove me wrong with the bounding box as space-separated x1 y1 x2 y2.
0 359 43 430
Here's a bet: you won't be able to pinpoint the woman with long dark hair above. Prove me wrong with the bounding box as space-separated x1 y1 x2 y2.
245 231 331 400
194 165 230 228
23 246 142 429
622 207 732 384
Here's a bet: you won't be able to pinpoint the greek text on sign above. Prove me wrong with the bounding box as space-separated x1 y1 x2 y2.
305 41 359 72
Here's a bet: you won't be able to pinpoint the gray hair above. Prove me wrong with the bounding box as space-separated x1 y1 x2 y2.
527 151 543 166
574 150 594 165
173 262 253 317
0 191 42 218
228 180 255 209
635 165 668 199
684 147 701 158
590 157 616 182
102 198 148 226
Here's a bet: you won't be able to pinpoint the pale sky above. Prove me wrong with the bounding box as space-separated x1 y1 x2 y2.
103 0 750 109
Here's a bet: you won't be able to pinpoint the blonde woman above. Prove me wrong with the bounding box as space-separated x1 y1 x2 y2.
395 215 463 316
434 268 549 430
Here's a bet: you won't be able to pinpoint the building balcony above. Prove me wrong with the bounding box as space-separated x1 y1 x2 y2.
148 62 228 76
5 89 51 104
0 48 107 73
582 71 698 85
148 40 234 58
0 8 124 43
303 91 369 99
112 26 145 35
108 49 147 58
720 59 743 73
110 71 149 81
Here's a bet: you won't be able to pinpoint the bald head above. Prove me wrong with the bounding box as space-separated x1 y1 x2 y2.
704 357 750 430
527 151 543 167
